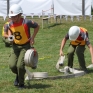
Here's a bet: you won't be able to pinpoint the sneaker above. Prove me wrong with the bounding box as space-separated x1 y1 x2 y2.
87 64 93 68
19 84 26 89
14 75 19 86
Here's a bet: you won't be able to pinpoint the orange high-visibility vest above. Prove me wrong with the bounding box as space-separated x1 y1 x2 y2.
9 18 30 45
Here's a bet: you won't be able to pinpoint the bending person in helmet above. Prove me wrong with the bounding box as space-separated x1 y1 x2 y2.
5 4 39 89
60 26 93 73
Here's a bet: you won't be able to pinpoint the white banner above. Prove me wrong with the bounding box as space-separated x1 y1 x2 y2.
0 0 22 16
85 0 91 15
0 0 7 16
91 0 93 9
18 0 53 15
54 0 91 15
0 0 92 17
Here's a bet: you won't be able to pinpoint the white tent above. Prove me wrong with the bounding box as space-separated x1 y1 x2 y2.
91 0 93 9
54 0 91 15
0 0 92 17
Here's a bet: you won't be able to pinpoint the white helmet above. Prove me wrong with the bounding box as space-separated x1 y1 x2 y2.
24 48 38 69
9 4 23 17
69 26 80 41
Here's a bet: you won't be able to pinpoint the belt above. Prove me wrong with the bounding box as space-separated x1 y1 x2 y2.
13 41 30 46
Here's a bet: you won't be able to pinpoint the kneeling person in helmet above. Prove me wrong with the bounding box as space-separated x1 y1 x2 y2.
60 26 93 73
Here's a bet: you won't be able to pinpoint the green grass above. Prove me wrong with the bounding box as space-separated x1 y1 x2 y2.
0 16 93 93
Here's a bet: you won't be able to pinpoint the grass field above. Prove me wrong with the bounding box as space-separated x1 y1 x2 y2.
0 16 93 93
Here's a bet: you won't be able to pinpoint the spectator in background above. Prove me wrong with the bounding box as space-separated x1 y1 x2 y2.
2 20 12 47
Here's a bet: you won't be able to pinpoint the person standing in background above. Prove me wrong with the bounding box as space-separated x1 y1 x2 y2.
2 20 12 47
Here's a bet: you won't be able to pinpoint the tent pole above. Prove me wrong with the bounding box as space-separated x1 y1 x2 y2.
7 0 9 16
82 0 85 20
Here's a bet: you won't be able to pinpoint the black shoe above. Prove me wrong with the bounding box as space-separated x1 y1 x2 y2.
80 68 89 74
84 69 89 74
14 75 19 86
19 84 26 89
